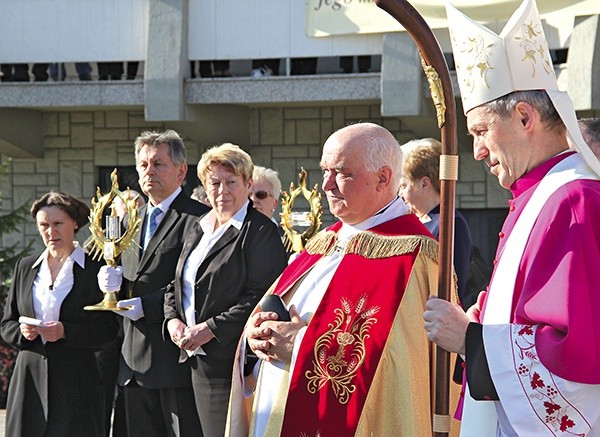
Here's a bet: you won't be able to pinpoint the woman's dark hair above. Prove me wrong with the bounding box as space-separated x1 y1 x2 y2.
30 191 90 233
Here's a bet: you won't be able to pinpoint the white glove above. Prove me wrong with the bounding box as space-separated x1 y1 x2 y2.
98 265 123 292
114 297 144 321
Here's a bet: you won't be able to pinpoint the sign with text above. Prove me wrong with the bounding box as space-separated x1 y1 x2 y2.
306 0 599 37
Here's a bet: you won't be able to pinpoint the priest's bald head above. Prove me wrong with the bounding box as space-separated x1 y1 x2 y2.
319 123 402 225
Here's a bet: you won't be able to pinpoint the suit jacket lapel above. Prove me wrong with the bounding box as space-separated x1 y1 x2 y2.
22 261 39 317
199 203 252 269
176 219 204 280
202 226 239 265
138 205 180 271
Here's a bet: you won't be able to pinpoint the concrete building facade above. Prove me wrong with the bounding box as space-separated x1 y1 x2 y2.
1 0 599 261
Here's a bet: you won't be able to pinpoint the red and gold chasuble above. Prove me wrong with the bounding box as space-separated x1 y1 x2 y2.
271 215 438 436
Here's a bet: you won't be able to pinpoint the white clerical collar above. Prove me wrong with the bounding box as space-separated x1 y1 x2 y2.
32 242 85 269
337 196 409 242
149 186 182 214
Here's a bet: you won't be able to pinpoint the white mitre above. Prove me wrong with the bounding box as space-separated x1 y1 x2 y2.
446 0 600 177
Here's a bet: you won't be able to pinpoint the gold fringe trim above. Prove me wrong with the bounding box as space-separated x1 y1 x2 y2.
306 229 440 261
305 230 337 256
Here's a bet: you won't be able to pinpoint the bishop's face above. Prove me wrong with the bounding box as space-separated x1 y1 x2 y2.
467 105 532 189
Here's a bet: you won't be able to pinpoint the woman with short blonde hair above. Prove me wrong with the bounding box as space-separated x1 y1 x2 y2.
197 143 254 190
165 143 287 436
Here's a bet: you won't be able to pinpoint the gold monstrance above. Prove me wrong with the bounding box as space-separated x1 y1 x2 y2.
84 169 142 311
280 168 323 253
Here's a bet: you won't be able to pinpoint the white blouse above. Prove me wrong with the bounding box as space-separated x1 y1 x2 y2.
31 243 85 323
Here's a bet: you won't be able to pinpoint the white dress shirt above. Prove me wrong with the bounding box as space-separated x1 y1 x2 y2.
143 186 182 249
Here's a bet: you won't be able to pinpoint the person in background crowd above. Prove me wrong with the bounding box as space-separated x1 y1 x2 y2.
0 64 29 81
191 185 210 207
193 60 231 78
579 117 600 159
250 165 282 223
399 138 473 306
49 63 93 81
97 62 139 80
339 55 371 74
1 191 118 437
113 189 145 220
250 59 280 77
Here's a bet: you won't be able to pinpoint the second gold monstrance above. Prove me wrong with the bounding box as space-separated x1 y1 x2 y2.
280 168 323 253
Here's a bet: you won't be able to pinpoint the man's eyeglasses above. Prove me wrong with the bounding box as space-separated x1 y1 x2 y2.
253 190 271 200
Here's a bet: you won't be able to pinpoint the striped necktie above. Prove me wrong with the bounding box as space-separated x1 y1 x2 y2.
144 207 162 248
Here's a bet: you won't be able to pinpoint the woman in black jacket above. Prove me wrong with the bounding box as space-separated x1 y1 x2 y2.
1 191 118 437
166 144 287 436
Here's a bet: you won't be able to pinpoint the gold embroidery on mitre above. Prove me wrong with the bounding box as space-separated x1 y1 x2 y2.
305 294 380 404
513 20 553 79
451 32 495 93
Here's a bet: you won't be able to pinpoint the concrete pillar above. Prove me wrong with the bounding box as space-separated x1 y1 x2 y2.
568 14 600 111
144 0 188 121
380 32 422 117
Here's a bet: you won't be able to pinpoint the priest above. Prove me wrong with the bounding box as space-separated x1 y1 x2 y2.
226 122 458 436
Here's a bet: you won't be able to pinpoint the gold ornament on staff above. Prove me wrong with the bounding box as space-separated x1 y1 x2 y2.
280 167 323 253
84 169 142 311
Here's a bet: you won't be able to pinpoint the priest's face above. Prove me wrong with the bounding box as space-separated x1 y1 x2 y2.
320 126 388 225
467 104 532 189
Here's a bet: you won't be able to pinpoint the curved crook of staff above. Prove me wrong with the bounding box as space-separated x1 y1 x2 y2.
375 0 458 435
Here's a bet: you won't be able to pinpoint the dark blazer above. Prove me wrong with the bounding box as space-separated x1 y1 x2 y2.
164 203 287 362
1 253 118 437
118 191 209 388
424 205 473 303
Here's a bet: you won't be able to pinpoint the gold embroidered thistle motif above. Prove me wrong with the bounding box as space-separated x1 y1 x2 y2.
514 21 553 79
453 33 495 93
305 295 380 404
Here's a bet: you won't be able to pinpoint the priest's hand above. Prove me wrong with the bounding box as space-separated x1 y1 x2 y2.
246 310 280 362
260 305 306 364
423 295 470 355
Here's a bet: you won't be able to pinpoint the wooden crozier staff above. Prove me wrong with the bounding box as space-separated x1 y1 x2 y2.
375 1 458 435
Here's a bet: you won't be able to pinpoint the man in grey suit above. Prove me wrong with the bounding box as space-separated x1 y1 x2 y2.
99 130 209 437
